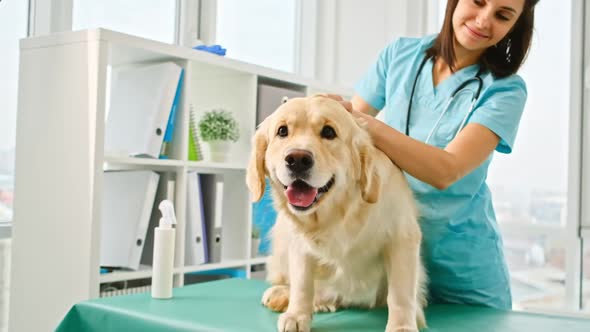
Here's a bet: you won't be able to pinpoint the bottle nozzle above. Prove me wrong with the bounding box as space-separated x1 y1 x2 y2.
158 200 177 228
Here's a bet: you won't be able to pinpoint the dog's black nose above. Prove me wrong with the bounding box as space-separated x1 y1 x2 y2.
285 149 314 174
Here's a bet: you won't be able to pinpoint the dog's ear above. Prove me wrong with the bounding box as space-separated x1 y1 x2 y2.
246 121 269 202
355 136 381 203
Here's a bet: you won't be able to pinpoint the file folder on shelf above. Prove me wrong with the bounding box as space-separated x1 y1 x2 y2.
105 62 182 158
185 172 208 265
256 83 306 125
101 171 160 270
140 172 175 266
201 175 224 263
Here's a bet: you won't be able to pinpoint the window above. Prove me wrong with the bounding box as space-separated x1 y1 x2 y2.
73 0 298 71
435 1 580 311
488 1 573 311
0 0 29 224
581 239 590 311
215 0 297 72
72 0 177 44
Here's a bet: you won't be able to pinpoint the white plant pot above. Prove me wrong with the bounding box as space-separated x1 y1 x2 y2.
206 140 231 162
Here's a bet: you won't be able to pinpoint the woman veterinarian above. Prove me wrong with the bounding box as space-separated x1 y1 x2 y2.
337 0 539 309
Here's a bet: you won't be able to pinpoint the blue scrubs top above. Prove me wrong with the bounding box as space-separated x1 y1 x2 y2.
355 35 527 310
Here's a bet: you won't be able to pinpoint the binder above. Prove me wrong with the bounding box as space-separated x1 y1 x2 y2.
140 172 175 266
256 83 306 125
159 69 184 159
201 175 224 263
101 171 160 270
185 172 208 265
105 62 182 158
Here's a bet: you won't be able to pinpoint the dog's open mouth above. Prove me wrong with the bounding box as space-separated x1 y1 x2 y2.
284 176 335 211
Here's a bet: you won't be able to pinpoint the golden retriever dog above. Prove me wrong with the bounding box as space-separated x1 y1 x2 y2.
246 95 426 332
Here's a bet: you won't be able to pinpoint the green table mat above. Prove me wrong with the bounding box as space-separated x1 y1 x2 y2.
56 278 590 332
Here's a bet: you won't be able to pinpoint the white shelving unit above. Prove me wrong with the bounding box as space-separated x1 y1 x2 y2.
9 28 352 332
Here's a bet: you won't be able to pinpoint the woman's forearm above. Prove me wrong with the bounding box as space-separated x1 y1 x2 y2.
365 114 460 190
345 95 462 189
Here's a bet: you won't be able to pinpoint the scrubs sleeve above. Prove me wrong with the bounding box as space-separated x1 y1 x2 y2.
354 39 399 111
467 75 527 154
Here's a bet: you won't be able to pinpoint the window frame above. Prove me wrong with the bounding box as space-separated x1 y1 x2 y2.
431 0 586 312
578 0 590 311
0 0 31 230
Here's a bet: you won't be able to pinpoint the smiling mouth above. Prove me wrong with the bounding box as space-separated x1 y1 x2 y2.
465 25 489 39
283 176 335 211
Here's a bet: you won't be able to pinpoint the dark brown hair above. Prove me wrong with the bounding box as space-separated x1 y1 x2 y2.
426 0 539 78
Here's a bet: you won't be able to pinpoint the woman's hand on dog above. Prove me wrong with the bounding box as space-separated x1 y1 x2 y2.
321 94 377 131
320 94 353 113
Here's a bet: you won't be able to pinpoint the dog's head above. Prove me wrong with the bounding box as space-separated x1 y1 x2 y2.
246 95 380 216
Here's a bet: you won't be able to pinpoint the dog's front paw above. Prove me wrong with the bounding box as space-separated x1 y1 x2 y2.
262 285 290 312
313 297 338 313
277 312 312 332
386 307 420 332
385 323 419 332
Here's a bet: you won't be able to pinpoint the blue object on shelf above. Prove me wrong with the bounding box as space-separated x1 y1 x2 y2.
187 268 246 279
252 179 276 255
192 44 227 56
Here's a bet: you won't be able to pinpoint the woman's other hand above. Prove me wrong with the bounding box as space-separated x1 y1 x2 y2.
320 93 379 115
318 94 379 135
319 93 354 113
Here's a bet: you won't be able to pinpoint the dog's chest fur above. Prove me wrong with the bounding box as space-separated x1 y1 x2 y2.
299 210 391 307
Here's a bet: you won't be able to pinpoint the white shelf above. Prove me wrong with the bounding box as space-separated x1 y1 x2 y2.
100 265 153 283
19 28 353 97
104 155 186 171
186 160 246 173
100 259 260 283
180 259 251 274
11 28 350 332
103 155 247 173
249 256 268 265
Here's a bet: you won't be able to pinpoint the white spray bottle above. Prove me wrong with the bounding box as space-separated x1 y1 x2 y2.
151 200 177 299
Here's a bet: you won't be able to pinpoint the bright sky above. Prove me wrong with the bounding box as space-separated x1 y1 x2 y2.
0 0 28 151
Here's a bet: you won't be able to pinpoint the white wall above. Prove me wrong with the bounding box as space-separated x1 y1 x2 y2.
306 0 436 88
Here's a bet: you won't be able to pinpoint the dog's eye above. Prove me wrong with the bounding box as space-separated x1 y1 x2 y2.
320 125 336 140
277 125 288 137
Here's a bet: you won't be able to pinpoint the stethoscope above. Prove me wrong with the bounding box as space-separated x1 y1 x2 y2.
405 55 484 143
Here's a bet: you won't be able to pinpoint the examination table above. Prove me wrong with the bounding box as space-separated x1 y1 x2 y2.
56 278 590 332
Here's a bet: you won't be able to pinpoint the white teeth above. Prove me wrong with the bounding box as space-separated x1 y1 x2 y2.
316 192 324 201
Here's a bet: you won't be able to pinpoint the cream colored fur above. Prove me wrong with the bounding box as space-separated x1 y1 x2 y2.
246 95 427 332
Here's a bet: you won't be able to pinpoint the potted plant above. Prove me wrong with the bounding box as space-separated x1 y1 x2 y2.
198 109 240 162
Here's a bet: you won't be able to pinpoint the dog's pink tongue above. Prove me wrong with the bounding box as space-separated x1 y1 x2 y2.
286 185 318 208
